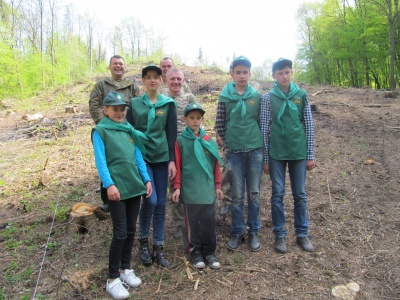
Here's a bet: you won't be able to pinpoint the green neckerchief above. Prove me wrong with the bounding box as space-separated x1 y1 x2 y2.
142 93 176 134
219 82 256 120
270 82 301 134
181 127 224 179
97 117 148 155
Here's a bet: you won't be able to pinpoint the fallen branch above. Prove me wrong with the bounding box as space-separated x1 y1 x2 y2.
311 89 335 96
327 176 334 213
363 104 391 107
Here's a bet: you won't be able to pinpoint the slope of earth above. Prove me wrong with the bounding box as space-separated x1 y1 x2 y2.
0 65 399 299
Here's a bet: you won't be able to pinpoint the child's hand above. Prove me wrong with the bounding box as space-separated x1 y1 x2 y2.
263 163 269 175
172 189 180 203
307 160 315 171
168 161 176 179
215 189 223 200
107 185 120 201
216 136 224 147
145 181 152 198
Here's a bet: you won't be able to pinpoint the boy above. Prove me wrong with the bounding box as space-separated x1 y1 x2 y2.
172 103 224 269
259 58 315 253
215 56 263 252
92 91 152 299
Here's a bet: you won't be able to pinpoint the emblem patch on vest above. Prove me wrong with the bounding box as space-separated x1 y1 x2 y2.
248 99 256 105
128 138 134 144
156 109 165 116
293 99 302 105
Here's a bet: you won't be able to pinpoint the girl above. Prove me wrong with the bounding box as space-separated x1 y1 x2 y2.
127 64 177 268
92 91 152 299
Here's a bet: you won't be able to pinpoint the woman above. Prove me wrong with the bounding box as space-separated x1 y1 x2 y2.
127 64 177 268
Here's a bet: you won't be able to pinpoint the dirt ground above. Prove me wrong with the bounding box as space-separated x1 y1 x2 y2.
0 65 399 300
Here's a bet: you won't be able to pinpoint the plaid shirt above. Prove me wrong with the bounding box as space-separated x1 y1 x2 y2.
259 93 315 163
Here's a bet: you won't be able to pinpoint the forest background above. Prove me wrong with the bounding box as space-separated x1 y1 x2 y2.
1 0 400 103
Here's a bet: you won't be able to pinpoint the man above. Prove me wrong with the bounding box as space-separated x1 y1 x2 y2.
89 55 140 211
163 67 196 240
160 57 191 95
89 55 139 124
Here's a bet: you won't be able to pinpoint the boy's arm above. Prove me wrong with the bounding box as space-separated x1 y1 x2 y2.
134 146 151 183
92 130 114 188
259 93 272 164
303 94 315 161
215 102 226 146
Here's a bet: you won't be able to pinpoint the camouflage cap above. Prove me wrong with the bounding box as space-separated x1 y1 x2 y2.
103 91 128 106
231 55 251 69
142 64 162 77
272 58 292 73
184 103 205 117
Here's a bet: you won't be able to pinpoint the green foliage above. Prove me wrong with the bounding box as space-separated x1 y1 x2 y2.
296 0 395 88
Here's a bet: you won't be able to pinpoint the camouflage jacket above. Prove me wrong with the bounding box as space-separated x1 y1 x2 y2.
164 92 197 133
89 77 139 124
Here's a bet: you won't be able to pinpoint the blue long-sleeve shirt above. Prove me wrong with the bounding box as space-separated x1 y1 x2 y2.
92 130 150 188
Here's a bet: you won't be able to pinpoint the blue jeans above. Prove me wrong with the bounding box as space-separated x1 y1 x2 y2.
226 148 263 236
138 162 168 245
269 158 309 238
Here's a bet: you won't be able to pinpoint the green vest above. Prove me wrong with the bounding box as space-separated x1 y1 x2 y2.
130 95 172 163
270 89 307 160
94 127 146 200
224 93 262 150
177 135 217 204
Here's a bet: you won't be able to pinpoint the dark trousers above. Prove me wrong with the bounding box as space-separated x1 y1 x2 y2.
183 203 216 256
108 196 141 279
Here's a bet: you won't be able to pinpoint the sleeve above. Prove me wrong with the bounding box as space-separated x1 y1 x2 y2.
173 140 182 189
92 130 114 188
303 94 315 160
259 93 272 164
135 146 151 183
126 104 134 126
215 102 226 140
213 160 222 190
166 102 178 161
89 82 104 125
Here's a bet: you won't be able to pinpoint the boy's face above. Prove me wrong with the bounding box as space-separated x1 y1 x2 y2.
142 70 161 92
103 105 127 123
230 65 251 89
272 66 293 91
183 110 203 133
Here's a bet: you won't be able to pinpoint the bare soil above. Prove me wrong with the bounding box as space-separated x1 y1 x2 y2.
0 65 399 300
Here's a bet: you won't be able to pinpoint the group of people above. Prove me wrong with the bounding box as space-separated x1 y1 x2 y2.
89 55 315 300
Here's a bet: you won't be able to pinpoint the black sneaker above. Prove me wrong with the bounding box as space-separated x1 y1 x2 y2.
204 254 221 269
191 251 205 269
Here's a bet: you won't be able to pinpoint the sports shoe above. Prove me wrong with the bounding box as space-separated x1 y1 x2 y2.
191 251 205 269
120 269 142 288
204 254 221 269
106 278 129 300
274 237 287 253
296 237 314 252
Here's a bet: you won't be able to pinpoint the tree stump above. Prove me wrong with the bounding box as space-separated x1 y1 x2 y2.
65 203 108 244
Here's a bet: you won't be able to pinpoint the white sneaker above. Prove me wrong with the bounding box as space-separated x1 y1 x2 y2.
120 269 142 287
106 278 129 300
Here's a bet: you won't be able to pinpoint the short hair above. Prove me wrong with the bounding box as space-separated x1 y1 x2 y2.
166 67 184 79
160 57 175 66
109 55 125 66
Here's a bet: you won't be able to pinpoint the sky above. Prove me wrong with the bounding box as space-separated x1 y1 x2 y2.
64 0 320 69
